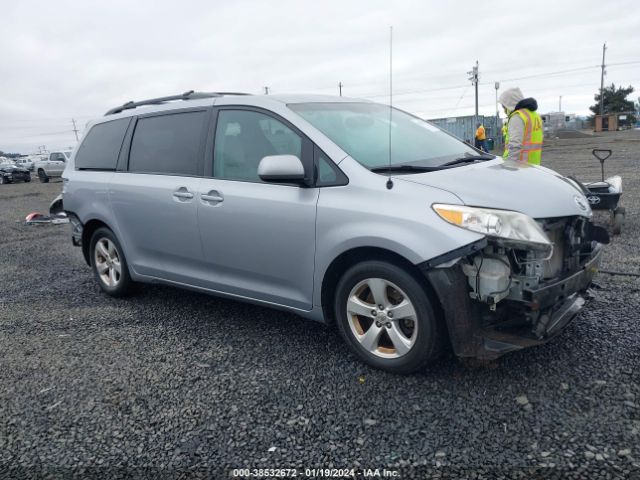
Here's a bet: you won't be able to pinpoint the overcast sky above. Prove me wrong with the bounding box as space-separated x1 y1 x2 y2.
1 0 639 153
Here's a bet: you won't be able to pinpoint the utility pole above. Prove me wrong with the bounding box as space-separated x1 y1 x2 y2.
599 42 607 116
71 119 79 141
468 60 479 117
494 81 500 148
559 95 562 112
263 86 270 95
338 82 343 97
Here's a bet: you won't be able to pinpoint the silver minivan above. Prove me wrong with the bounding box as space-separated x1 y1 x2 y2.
62 91 607 373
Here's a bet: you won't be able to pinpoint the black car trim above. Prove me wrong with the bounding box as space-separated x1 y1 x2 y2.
418 238 488 270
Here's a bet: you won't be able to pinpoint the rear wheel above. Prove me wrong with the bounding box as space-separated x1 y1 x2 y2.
38 169 49 183
612 207 625 235
90 227 133 297
334 261 444 374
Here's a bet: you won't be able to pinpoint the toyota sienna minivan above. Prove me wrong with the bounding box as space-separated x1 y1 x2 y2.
61 91 607 373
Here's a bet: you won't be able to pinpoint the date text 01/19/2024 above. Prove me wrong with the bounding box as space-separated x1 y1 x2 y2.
230 468 400 478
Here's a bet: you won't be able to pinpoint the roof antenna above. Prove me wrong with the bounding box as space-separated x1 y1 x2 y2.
386 26 394 190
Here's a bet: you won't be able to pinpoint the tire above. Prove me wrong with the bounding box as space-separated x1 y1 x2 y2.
90 227 134 297
25 176 31 183
0 176 5 185
612 212 624 235
38 170 49 183
334 260 444 374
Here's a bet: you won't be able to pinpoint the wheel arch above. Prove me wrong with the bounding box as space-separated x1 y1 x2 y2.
320 246 444 328
81 219 112 266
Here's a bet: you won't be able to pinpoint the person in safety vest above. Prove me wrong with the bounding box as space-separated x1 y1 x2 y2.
498 87 543 165
474 123 487 152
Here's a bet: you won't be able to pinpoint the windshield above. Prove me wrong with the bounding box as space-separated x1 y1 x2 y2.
288 102 478 169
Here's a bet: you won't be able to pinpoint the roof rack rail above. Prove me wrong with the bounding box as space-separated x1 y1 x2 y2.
104 90 252 116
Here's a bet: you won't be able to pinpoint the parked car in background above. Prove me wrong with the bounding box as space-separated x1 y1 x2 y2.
14 157 35 171
62 91 608 373
34 151 71 182
0 163 31 184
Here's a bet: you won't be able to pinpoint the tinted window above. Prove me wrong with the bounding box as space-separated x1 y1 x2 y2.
75 118 129 170
213 110 301 182
129 111 207 175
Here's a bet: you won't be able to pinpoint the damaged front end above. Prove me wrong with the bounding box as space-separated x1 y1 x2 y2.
423 213 608 359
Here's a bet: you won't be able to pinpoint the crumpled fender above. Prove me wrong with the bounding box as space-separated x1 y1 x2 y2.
49 194 63 215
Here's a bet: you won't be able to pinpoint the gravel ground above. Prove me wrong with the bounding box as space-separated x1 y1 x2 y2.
0 130 639 479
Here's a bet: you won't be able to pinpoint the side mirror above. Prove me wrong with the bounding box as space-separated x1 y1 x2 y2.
258 155 307 185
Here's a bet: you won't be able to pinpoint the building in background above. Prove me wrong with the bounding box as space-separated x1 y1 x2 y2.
540 112 587 133
593 112 637 131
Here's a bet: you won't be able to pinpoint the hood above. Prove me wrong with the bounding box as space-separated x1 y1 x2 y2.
498 87 524 111
396 159 592 219
514 97 538 112
1 165 28 173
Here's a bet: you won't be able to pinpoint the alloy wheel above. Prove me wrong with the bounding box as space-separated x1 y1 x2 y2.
94 238 122 287
346 278 418 359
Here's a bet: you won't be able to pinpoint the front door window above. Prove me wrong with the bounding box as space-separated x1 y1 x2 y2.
213 110 302 182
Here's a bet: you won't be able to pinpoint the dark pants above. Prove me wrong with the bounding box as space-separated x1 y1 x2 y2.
475 139 487 152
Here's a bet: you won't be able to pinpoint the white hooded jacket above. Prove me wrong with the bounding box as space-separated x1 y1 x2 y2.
498 87 532 162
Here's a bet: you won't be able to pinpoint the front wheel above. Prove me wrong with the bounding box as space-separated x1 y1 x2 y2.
334 261 444 374
0 176 6 185
38 170 49 183
90 227 134 297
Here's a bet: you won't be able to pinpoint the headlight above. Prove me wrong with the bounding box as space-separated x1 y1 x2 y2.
432 204 552 251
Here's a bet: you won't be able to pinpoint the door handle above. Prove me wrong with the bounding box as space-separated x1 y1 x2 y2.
173 190 194 200
201 190 224 204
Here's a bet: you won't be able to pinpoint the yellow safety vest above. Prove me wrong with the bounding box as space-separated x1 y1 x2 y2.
503 108 543 165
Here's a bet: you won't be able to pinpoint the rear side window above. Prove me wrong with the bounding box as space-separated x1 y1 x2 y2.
75 118 129 170
128 111 207 176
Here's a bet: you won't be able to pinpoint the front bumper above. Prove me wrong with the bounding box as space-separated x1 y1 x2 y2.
422 244 603 360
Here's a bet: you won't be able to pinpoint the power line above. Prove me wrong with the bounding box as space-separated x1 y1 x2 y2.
2 130 77 139
346 60 640 100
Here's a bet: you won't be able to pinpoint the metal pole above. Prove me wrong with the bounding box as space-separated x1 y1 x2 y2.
474 60 479 117
599 42 607 117
338 82 343 96
495 81 500 149
468 61 479 143
72 119 79 141
559 96 562 112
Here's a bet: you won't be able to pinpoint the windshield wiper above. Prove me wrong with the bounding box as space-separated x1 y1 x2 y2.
370 165 439 173
439 154 495 167
371 155 496 174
